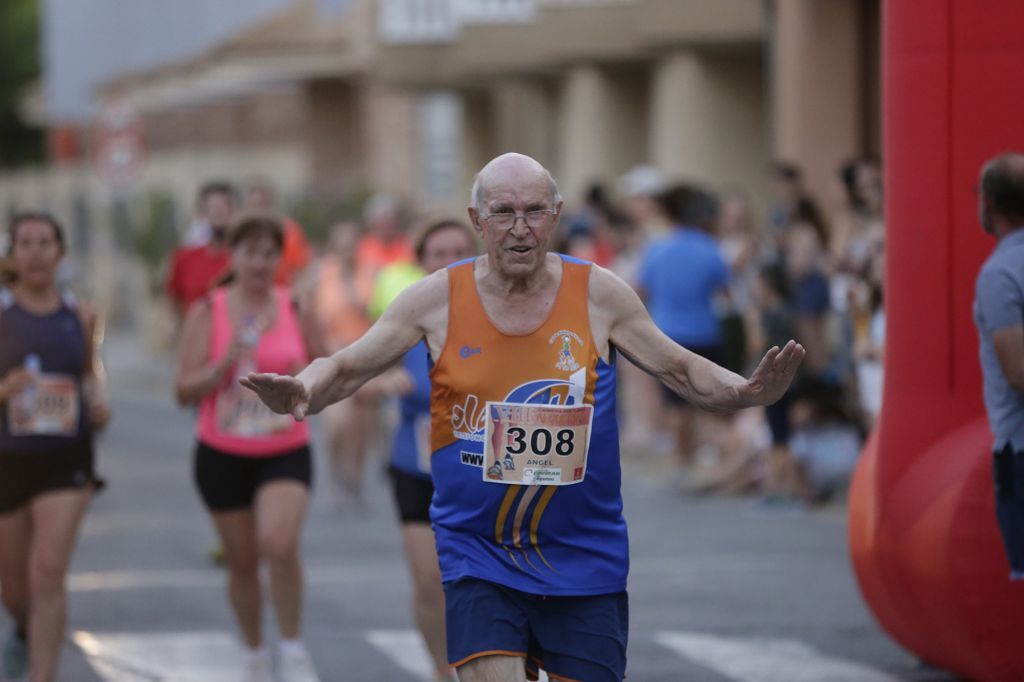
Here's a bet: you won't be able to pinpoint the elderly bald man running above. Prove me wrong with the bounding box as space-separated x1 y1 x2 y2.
243 153 804 682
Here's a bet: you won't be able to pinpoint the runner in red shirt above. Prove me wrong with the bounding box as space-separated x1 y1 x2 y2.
167 182 238 321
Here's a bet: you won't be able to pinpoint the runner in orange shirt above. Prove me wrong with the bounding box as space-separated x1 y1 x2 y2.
355 194 414 299
244 177 312 287
310 220 376 510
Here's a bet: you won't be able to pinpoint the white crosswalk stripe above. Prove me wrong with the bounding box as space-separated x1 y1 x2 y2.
365 629 548 681
653 631 901 682
72 627 900 682
365 630 434 679
73 630 321 682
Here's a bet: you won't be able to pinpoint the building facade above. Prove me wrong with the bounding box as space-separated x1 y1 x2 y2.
377 0 881 209
0 0 880 326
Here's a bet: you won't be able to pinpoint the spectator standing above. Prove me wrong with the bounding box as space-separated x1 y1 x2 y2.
974 152 1024 581
638 185 731 472
831 157 884 276
613 166 673 453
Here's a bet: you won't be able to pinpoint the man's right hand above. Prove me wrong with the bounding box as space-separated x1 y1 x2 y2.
239 373 311 421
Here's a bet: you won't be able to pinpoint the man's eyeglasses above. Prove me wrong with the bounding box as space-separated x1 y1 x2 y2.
479 209 557 230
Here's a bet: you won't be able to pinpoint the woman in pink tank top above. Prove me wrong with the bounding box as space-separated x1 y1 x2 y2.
175 215 323 679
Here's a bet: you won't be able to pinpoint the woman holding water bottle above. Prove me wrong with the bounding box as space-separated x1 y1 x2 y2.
175 214 322 680
0 212 110 682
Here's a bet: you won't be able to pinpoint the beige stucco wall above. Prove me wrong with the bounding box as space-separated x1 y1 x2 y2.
772 0 862 208
360 81 420 198
650 49 768 203
556 65 649 204
0 141 307 334
492 79 557 170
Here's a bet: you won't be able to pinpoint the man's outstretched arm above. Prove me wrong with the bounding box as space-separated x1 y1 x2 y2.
241 271 447 419
592 266 804 414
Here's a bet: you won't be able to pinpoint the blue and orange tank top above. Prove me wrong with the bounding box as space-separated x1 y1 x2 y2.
0 291 90 455
429 255 628 596
197 287 309 457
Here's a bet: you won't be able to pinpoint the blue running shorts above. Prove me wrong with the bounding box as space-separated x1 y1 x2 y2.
443 577 628 682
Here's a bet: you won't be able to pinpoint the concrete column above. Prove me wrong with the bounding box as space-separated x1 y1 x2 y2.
557 65 617 204
305 79 360 196
492 79 556 168
649 49 768 202
361 82 419 198
459 89 497 207
772 0 862 206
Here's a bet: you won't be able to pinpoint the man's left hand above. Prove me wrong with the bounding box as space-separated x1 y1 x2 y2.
741 340 806 406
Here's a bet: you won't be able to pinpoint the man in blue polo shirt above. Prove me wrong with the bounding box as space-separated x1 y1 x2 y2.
638 185 730 471
974 151 1024 581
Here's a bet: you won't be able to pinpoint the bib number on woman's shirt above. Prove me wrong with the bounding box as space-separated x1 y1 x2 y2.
8 374 79 437
483 402 593 485
216 385 293 438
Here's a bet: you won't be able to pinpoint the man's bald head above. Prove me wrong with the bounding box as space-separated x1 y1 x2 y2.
470 153 562 211
981 152 1024 228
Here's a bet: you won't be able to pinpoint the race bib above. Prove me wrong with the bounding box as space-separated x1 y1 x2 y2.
483 401 593 486
215 385 293 438
8 374 80 436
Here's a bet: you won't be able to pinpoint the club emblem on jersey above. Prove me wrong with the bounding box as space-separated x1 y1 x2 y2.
550 329 583 372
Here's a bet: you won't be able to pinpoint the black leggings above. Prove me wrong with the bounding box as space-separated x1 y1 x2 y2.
193 441 312 512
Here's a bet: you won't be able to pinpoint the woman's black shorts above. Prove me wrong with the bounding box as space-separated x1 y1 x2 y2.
194 441 312 512
0 443 102 514
388 465 434 524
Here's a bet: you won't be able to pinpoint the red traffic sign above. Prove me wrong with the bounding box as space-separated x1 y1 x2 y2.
93 99 147 188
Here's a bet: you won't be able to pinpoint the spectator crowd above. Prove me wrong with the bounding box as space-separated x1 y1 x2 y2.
165 159 885 514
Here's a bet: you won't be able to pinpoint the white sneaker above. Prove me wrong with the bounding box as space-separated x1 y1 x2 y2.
278 640 318 681
244 647 274 682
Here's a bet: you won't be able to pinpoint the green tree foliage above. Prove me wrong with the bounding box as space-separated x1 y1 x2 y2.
0 0 44 167
132 191 180 293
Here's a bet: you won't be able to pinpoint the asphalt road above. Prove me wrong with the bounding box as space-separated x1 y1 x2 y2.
1 333 957 682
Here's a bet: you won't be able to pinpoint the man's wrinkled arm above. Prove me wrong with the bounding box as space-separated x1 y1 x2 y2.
596 268 750 414
303 271 444 413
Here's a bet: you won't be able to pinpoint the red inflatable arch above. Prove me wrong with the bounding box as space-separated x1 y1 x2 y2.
849 1 1024 679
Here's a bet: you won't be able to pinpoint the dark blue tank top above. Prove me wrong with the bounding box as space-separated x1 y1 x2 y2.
0 293 89 454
